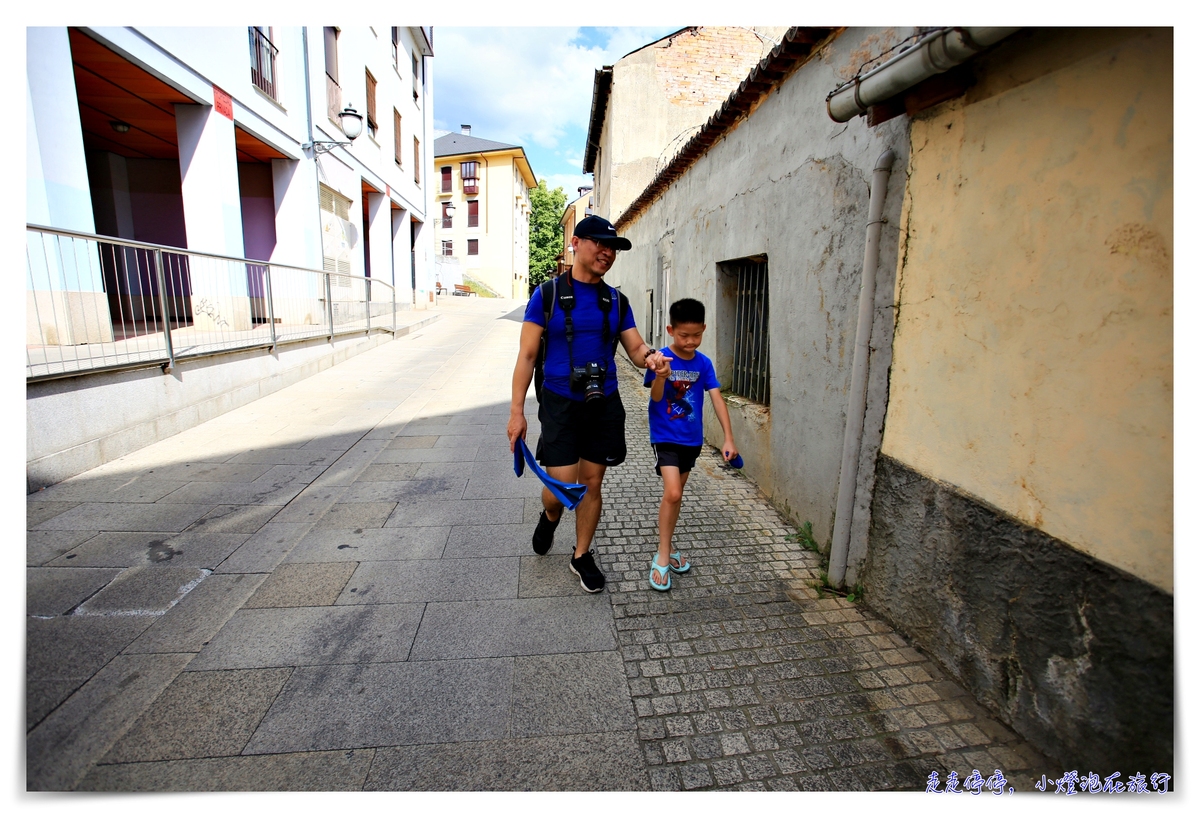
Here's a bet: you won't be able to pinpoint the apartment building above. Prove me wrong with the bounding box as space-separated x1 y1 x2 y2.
27 25 435 329
432 126 535 299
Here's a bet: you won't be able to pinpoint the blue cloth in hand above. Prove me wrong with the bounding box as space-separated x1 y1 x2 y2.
513 438 588 510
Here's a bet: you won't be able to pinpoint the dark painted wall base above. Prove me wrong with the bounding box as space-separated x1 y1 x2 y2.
862 455 1172 775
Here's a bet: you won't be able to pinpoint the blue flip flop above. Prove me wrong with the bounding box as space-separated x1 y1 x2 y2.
649 557 671 591
669 551 691 573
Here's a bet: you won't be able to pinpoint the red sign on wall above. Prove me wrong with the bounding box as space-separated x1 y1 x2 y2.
213 86 233 120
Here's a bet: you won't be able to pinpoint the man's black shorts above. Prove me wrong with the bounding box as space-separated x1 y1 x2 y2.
536 389 627 467
653 442 703 476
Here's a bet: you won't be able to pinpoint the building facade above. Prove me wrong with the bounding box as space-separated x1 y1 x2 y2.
432 127 535 299
27 25 436 329
26 25 436 486
594 26 1172 775
557 185 593 275
583 26 789 222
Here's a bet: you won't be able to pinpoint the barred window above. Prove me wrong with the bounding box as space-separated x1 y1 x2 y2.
721 256 770 404
441 240 453 256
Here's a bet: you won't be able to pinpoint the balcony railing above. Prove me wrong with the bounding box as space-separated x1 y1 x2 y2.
26 225 398 381
249 27 279 101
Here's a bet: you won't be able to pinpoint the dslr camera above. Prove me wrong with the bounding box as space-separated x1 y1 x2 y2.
570 361 607 402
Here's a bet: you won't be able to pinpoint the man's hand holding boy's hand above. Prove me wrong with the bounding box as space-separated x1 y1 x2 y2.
648 352 673 380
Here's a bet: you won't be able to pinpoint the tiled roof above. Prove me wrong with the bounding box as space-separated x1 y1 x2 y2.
434 133 521 157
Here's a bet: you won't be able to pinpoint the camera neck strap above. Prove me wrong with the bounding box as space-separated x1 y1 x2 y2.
553 274 616 373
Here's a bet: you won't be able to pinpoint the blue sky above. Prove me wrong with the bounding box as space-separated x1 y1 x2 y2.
431 27 682 203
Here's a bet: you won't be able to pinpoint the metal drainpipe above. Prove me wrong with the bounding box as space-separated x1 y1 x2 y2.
828 148 895 589
826 28 1019 123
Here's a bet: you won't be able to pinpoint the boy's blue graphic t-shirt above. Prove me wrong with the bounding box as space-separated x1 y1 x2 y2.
644 349 720 446
525 277 636 401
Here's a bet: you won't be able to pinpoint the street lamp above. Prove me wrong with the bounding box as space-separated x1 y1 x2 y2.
304 104 364 154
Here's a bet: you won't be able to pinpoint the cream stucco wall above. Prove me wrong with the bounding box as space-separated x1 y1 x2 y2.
882 28 1172 591
433 148 532 298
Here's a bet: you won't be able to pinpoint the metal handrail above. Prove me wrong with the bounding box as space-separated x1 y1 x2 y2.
26 224 398 382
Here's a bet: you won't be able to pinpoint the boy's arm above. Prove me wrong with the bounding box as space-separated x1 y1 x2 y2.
650 372 666 402
708 387 739 459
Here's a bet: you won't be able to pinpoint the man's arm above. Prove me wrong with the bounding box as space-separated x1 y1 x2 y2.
619 327 670 373
507 321 543 451
707 387 739 460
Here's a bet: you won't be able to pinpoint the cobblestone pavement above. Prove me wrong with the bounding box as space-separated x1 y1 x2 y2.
593 359 1051 792
25 298 1050 792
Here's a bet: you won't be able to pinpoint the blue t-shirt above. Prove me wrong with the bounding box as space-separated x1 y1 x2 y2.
644 349 720 446
525 277 636 401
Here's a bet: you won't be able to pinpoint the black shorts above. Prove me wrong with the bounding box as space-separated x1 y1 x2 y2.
653 443 703 476
536 389 627 467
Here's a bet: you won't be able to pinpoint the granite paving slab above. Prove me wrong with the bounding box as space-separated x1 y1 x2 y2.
27 499 83 526
183 503 282 533
364 731 647 791
102 668 294 763
336 557 518 604
312 502 397 530
339 477 468 504
519 555 588 597
26 530 97 566
48 531 250 569
224 448 344 467
408 595 616 661
443 522 570 559
357 463 422 481
27 653 193 791
462 475 545 500
27 567 123 616
265 485 347 523
245 562 357 607
242 658 513 754
383 498 523 528
187 603 424 670
384 435 439 450
123 573 268 654
374 447 480 464
78 748 375 791
34 477 191 504
137 462 276 483
285 526 451 563
511 651 637 737
75 565 209 616
154 479 305 507
26 617 159 732
214 523 312 574
32 502 215 532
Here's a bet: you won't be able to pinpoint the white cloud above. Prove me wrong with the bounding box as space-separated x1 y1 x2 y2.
433 27 679 153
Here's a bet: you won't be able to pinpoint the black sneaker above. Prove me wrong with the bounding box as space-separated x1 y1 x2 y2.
532 510 559 555
569 549 606 593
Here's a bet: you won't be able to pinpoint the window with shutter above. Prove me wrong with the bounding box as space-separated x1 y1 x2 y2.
441 166 452 193
393 109 402 166
413 137 420 185
468 239 479 256
319 184 354 287
365 70 377 138
461 161 478 194
467 200 479 228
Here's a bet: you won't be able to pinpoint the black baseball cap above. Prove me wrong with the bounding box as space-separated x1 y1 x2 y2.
573 215 632 250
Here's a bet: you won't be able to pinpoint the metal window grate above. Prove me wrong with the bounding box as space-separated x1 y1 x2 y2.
729 258 770 404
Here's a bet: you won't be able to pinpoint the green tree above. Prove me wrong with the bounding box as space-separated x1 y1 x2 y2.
528 179 567 291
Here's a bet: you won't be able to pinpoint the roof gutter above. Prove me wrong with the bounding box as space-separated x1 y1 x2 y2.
583 66 612 174
826 27 1019 122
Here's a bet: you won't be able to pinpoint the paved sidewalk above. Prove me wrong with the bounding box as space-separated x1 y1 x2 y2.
25 297 1049 791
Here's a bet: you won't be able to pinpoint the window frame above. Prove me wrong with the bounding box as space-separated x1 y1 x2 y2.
441 240 453 256
365 69 378 138
467 238 479 256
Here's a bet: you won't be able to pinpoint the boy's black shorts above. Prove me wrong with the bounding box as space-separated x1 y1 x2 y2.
653 442 703 476
536 389 627 467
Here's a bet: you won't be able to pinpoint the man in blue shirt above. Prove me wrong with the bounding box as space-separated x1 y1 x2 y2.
508 216 669 592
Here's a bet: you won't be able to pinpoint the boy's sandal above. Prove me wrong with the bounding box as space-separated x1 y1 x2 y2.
669 551 691 573
649 558 672 591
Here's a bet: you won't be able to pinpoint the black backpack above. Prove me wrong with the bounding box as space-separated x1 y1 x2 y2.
533 275 630 402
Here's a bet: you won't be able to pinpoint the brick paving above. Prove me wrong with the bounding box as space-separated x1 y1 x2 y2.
594 358 1051 791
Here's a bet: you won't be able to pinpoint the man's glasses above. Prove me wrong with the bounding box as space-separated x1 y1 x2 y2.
583 237 622 254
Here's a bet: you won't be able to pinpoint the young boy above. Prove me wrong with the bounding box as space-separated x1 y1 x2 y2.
643 298 739 591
